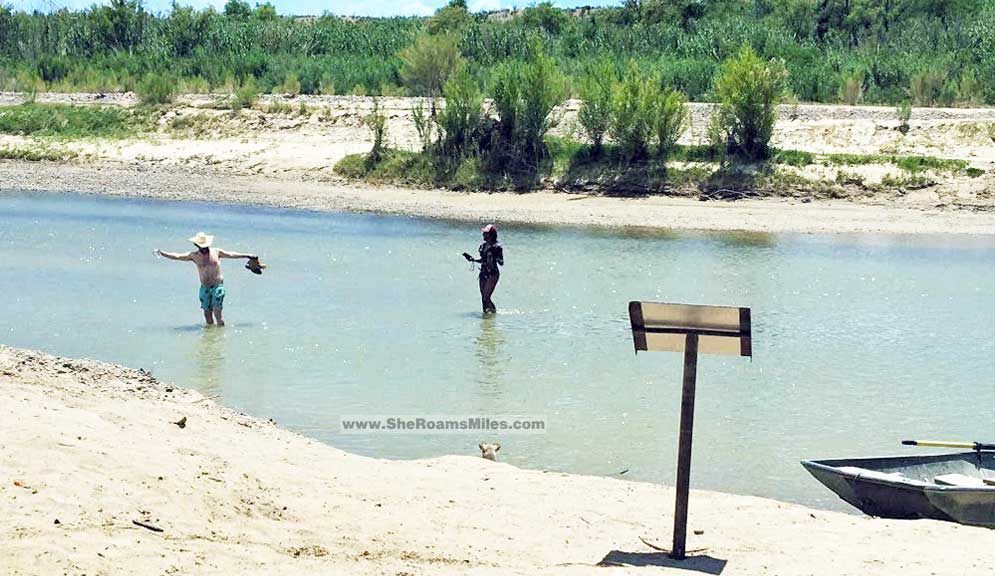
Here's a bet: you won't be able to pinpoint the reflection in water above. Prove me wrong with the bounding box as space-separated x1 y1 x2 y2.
192 326 226 397
6 191 995 511
474 315 507 397
715 230 778 248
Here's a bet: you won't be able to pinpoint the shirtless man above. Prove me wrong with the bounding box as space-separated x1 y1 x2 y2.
155 232 257 326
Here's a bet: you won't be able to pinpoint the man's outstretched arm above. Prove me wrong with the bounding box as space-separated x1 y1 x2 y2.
155 249 194 261
218 249 257 259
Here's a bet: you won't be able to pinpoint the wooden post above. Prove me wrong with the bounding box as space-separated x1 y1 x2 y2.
671 333 698 560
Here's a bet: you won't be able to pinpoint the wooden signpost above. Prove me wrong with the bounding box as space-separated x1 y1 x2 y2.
628 301 752 560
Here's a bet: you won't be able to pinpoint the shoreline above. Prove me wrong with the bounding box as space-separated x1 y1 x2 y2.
4 343 995 574
5 161 995 236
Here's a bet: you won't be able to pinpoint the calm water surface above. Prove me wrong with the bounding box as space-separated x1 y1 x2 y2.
3 191 994 511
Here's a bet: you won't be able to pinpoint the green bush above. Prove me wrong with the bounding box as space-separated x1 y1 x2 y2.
838 70 865 106
896 102 912 135
655 89 688 159
277 73 301 96
399 33 464 97
610 61 658 162
488 41 566 175
232 77 258 111
713 46 789 160
364 99 388 167
436 68 483 162
136 72 177 105
577 59 615 154
411 100 436 153
938 79 958 107
427 0 472 35
957 72 983 106
910 69 945 107
0 104 150 139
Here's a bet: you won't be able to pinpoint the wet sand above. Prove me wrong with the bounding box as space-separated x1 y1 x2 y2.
5 161 995 235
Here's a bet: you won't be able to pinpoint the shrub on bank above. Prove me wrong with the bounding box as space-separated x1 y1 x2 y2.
712 46 789 160
577 59 614 156
136 73 178 105
399 33 464 97
608 61 688 163
487 41 566 178
0 104 151 138
436 68 483 163
231 77 259 111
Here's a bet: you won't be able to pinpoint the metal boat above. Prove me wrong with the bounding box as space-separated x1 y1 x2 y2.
801 451 995 527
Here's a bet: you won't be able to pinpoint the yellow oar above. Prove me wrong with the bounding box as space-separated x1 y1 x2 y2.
903 440 995 451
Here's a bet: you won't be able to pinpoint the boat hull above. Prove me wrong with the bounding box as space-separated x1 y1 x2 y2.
801 452 995 527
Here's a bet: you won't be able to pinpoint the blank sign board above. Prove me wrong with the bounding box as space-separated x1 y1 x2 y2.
628 301 752 357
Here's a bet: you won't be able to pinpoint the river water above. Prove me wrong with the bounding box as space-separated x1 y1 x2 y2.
3 191 994 511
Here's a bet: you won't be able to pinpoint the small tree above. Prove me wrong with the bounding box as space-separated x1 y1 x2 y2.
713 46 788 160
436 68 483 162
577 59 615 155
655 89 688 158
427 0 472 35
896 101 911 135
136 72 177 105
488 40 566 173
231 76 258 111
399 33 465 97
364 99 388 168
279 73 301 97
910 69 945 107
521 2 568 34
223 0 251 18
610 61 657 162
838 70 865 106
411 100 437 153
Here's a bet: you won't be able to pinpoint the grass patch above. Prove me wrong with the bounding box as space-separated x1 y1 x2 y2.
0 143 77 161
771 148 815 167
336 138 983 196
334 149 437 187
894 155 968 173
264 101 295 115
0 104 154 139
165 112 235 138
822 152 970 174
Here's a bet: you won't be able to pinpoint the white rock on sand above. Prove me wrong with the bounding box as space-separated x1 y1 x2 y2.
1 344 993 575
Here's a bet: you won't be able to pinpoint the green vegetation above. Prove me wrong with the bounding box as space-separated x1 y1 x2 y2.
712 46 788 160
231 78 259 111
136 72 177 105
338 137 984 195
0 142 78 161
577 60 613 155
2 0 994 105
363 99 388 167
340 35 985 195
896 102 912 135
399 33 464 97
0 104 153 139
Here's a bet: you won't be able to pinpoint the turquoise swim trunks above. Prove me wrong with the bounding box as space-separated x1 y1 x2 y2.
199 284 226 311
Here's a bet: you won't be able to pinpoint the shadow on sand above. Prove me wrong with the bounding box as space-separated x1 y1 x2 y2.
599 550 727 574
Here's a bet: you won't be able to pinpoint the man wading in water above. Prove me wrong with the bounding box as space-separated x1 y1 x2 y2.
463 224 504 314
155 232 257 326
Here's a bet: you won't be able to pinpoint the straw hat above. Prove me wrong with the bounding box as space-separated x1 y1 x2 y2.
188 232 214 248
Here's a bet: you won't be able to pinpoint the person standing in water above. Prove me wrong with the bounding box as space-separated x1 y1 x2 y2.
155 232 257 326
463 224 504 314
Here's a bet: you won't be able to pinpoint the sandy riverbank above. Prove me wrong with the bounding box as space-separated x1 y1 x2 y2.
2 344 994 575
2 94 995 234
6 161 995 235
